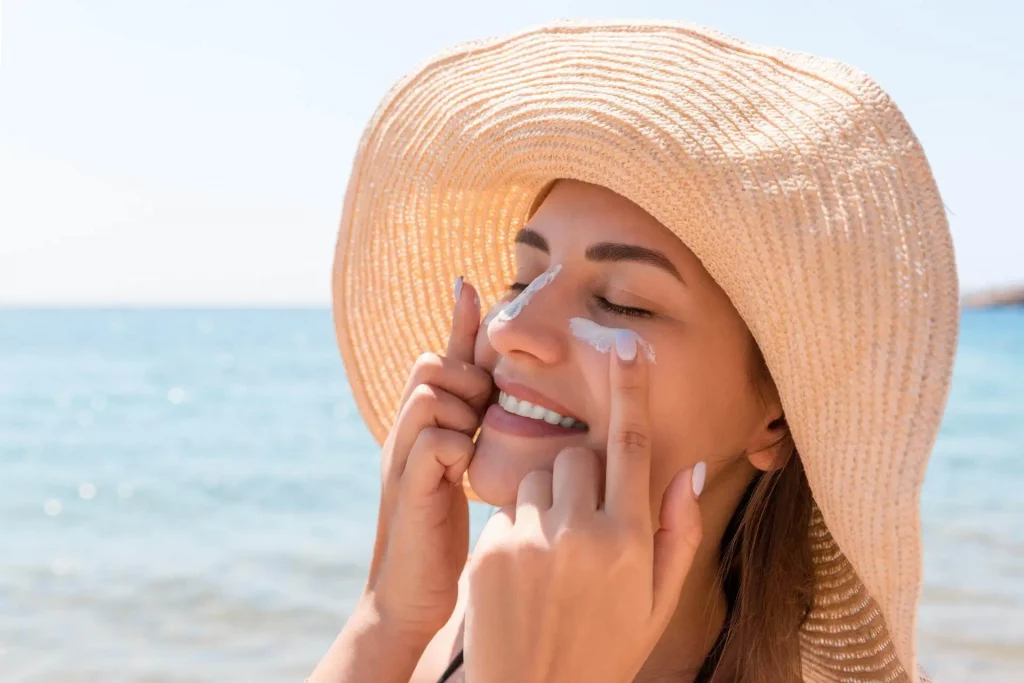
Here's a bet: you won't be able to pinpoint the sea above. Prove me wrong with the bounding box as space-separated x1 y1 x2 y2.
0 308 1021 682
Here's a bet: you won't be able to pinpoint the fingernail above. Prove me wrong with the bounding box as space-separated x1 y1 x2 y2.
692 461 706 499
614 329 637 361
453 276 464 303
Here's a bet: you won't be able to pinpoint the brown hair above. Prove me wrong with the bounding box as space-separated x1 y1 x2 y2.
697 347 816 683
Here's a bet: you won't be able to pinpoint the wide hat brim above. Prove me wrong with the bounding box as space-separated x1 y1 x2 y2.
332 19 958 682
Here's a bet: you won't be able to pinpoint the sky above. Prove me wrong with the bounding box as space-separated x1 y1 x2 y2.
1 0 1021 306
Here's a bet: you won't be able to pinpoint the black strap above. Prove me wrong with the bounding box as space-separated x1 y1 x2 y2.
435 642 724 682
436 648 464 683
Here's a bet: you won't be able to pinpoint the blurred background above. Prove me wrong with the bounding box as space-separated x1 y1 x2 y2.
1 1 1022 681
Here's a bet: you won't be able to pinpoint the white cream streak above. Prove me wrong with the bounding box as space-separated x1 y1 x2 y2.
496 264 562 322
569 317 656 363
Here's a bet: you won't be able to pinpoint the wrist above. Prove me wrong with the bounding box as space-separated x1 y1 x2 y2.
356 590 436 654
306 592 432 683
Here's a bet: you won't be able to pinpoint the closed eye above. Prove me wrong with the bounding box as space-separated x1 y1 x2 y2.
507 283 653 318
596 297 653 318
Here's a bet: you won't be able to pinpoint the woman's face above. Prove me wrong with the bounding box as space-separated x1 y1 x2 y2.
470 179 783 516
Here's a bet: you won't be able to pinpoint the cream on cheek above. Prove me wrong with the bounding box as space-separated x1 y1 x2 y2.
569 317 656 363
481 263 656 364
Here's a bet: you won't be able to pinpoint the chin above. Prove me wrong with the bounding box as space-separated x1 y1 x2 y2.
468 427 566 506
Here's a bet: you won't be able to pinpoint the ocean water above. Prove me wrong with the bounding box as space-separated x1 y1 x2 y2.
0 309 1021 682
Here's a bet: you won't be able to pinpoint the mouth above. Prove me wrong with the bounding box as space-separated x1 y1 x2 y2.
481 378 589 438
496 390 587 429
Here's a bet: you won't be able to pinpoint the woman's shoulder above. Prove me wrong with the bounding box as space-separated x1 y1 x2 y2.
408 556 471 683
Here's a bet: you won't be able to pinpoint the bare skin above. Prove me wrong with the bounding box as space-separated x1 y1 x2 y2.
310 179 789 683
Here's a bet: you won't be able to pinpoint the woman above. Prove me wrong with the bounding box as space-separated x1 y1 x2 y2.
310 19 957 683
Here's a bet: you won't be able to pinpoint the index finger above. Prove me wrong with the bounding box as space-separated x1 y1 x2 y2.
446 276 481 363
604 329 653 527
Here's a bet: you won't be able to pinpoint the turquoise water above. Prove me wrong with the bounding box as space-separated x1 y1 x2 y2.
0 309 1021 682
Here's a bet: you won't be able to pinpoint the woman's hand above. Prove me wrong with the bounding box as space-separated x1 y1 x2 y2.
464 331 705 683
308 280 491 683
366 277 493 643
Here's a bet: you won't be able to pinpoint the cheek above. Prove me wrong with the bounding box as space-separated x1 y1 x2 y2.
646 349 759 480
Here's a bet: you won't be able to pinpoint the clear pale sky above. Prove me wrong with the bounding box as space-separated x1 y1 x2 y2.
1 0 1021 305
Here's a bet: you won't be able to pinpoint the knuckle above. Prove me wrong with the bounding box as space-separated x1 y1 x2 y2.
615 380 645 401
552 527 602 577
414 426 445 451
443 434 474 466
411 352 442 382
408 383 439 410
552 524 589 554
515 534 550 565
471 363 493 383
614 426 650 453
469 544 509 582
414 351 441 370
453 430 474 452
453 400 480 430
467 371 495 404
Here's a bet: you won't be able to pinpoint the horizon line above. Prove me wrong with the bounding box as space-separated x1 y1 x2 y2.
0 303 333 310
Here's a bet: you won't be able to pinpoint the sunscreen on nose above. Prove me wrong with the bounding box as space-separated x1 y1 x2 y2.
496 264 562 322
569 317 656 363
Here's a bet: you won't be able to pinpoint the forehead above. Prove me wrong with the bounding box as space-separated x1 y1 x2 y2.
526 179 691 258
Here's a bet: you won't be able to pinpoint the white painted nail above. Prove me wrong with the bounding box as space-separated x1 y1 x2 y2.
692 461 706 499
453 276 463 303
614 329 637 361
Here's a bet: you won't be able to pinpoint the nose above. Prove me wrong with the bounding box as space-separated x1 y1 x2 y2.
486 274 568 366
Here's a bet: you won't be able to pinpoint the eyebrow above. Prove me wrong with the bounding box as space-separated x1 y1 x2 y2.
514 228 549 252
513 228 684 283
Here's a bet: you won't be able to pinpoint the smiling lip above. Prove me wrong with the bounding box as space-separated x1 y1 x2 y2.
492 377 581 422
483 377 587 439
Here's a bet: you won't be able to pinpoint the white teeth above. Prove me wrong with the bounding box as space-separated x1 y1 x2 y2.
542 411 562 424
497 391 587 430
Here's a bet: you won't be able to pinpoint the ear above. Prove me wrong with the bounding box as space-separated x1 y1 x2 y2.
746 412 791 473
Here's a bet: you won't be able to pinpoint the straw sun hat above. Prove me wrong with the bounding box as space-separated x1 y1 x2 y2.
332 19 958 683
